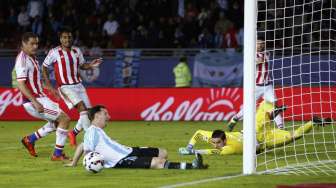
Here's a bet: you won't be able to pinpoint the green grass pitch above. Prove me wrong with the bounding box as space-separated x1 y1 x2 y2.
0 121 334 188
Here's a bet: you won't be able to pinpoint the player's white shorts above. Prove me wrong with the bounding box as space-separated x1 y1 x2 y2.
58 83 91 109
23 97 61 121
256 84 277 103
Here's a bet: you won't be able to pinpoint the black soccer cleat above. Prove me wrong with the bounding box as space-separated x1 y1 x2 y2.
192 153 208 169
313 116 333 127
269 105 287 120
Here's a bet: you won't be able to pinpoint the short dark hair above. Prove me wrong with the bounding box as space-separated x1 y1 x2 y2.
88 105 106 121
21 32 38 43
179 56 187 62
211 130 226 141
58 27 72 37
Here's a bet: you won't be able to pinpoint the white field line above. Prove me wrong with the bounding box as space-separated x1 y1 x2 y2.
158 173 245 188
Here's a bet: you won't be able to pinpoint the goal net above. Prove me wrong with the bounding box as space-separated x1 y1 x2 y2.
254 0 336 175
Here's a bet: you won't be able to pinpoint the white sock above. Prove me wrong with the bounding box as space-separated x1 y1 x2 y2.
74 111 90 132
274 115 284 129
55 127 68 149
36 122 56 138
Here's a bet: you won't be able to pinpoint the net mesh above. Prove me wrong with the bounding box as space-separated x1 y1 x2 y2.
255 0 336 175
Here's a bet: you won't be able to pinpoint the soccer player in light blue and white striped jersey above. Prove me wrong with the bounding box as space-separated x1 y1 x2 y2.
66 105 208 170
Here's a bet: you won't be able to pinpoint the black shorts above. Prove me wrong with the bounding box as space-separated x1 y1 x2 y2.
114 147 159 169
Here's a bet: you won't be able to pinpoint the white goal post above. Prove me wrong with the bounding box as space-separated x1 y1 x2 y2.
243 0 257 175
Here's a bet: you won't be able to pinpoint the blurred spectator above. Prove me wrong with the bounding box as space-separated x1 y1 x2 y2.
213 27 224 48
237 27 244 48
222 22 238 48
174 25 185 47
31 15 43 36
134 25 150 48
111 29 126 48
217 0 228 11
27 0 43 18
103 14 119 37
198 28 213 48
185 3 198 20
215 12 231 34
178 0 185 17
46 13 61 35
0 0 251 49
17 6 30 31
7 8 17 26
197 8 210 27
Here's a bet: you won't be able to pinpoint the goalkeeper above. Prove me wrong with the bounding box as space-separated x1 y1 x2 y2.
179 129 243 155
179 101 330 155
254 101 331 150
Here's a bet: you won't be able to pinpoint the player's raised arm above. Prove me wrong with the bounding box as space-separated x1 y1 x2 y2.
194 149 221 155
80 58 103 70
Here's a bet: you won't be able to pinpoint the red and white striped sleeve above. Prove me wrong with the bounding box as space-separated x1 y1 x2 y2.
75 47 86 65
43 49 56 67
15 52 28 81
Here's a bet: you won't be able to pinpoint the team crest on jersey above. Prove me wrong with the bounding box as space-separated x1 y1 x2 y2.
79 68 100 83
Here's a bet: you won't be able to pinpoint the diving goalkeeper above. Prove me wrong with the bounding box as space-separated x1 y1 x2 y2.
179 101 330 155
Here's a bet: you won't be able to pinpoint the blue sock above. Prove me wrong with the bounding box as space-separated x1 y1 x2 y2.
53 148 63 156
28 133 38 143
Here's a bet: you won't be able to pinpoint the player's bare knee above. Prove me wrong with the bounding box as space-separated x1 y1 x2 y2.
150 157 166 169
158 148 168 159
76 101 87 112
57 112 70 128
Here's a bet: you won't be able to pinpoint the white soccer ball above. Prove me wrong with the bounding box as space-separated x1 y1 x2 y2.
83 152 104 173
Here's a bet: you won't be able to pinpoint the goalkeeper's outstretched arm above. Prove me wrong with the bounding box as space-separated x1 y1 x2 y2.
187 129 213 149
195 146 237 155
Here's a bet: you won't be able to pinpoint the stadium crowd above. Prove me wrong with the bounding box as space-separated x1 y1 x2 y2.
0 0 244 50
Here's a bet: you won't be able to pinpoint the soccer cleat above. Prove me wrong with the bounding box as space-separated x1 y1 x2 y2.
21 136 37 157
277 124 285 130
178 147 194 155
227 117 238 132
68 131 77 147
269 105 287 120
313 116 333 127
51 153 71 161
192 153 208 169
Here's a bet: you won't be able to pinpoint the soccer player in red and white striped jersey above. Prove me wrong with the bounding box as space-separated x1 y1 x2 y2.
17 32 71 161
42 28 102 147
227 39 284 131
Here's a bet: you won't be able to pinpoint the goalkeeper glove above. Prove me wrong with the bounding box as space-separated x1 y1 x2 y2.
178 147 195 155
227 117 238 132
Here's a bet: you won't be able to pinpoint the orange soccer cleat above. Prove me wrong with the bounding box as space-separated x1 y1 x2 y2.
51 153 71 161
68 131 77 147
21 136 37 157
